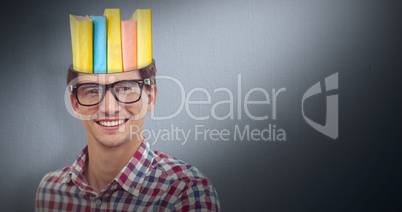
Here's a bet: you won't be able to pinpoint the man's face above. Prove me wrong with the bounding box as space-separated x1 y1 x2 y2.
69 71 156 148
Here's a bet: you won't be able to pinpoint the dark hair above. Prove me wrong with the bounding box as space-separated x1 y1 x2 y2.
67 61 157 89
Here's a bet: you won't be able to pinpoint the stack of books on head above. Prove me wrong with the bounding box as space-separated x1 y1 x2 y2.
69 8 152 73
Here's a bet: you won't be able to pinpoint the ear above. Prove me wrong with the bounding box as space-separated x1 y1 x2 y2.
147 85 157 111
69 93 81 118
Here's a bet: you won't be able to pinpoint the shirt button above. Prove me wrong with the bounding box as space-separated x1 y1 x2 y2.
95 199 102 206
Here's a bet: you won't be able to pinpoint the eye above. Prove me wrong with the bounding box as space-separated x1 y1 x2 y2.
118 86 131 91
78 84 101 95
115 82 140 93
85 88 100 94
116 85 132 92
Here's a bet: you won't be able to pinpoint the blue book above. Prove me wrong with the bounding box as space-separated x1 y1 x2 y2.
90 16 107 73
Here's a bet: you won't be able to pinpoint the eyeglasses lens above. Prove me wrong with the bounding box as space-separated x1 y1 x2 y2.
114 81 141 103
77 84 103 105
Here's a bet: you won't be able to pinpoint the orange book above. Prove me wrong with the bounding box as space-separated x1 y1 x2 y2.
121 20 137 71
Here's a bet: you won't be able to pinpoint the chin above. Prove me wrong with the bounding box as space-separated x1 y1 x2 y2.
96 135 129 148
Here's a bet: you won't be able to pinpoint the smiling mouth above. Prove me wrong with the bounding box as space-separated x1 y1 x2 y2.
96 119 129 127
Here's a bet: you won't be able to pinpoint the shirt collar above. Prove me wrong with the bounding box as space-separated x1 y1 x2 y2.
65 146 90 191
114 140 155 196
65 140 155 197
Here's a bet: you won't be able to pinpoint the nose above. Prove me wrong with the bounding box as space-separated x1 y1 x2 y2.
98 89 122 117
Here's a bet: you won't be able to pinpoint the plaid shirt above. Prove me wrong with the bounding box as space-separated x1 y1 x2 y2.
35 140 220 211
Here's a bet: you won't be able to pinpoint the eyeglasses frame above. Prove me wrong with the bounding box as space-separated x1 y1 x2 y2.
71 78 151 106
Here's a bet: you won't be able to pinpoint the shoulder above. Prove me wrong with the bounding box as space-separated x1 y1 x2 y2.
151 150 211 186
36 165 71 194
35 165 72 210
37 146 86 191
150 150 220 211
39 166 71 184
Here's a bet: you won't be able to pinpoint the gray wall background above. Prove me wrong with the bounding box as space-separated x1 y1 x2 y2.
1 0 401 211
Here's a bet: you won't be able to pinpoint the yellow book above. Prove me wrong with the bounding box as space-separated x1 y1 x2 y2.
129 9 152 69
104 9 123 73
69 15 93 73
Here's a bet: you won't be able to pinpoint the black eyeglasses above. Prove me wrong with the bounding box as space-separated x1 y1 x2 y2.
71 79 151 106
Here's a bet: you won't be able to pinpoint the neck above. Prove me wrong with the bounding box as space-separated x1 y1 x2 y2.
84 137 142 193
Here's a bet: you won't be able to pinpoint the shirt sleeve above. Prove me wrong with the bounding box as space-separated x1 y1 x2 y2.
173 178 220 212
35 174 49 212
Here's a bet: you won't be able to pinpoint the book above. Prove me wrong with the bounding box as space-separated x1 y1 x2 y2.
121 20 137 71
104 9 123 73
89 16 107 74
129 9 152 69
69 15 93 73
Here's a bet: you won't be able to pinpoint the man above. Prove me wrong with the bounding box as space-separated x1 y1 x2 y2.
35 61 220 211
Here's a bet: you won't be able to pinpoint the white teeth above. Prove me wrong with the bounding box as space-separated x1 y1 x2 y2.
98 120 125 127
